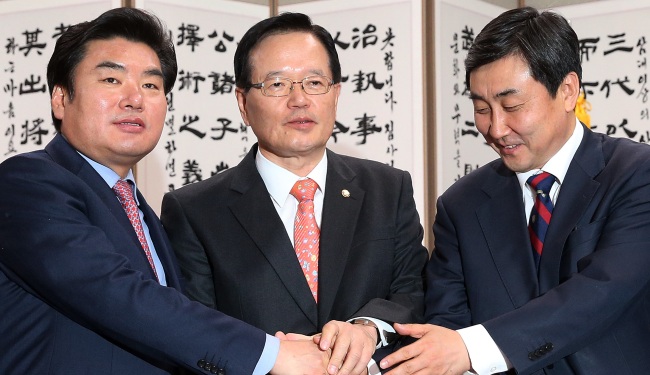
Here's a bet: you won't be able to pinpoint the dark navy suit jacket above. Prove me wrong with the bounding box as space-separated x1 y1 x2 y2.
426 126 650 375
0 135 266 375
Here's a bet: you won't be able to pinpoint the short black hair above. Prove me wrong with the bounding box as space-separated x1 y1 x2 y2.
234 12 341 91
465 6 581 98
46 7 177 131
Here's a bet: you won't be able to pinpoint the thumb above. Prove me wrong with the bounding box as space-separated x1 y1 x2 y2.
393 323 427 339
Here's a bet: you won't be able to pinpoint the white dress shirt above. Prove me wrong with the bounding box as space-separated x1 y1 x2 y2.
255 149 393 374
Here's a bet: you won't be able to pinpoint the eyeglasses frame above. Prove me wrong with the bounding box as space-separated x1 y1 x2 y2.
248 75 335 97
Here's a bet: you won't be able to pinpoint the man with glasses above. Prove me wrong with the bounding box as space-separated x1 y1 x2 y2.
161 12 428 375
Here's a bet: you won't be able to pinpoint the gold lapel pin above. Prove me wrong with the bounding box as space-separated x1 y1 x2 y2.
341 189 350 198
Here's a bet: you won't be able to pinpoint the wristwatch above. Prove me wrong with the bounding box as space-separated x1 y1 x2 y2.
350 318 399 349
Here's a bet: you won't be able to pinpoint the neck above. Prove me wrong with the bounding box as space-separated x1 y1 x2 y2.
258 148 324 177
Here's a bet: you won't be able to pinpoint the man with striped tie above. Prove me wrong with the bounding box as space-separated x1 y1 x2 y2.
381 6 650 375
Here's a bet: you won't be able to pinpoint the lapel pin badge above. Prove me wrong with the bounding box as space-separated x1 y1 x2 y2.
341 189 350 198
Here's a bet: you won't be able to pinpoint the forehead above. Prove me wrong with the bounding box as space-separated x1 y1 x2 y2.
78 37 160 69
249 32 331 77
469 54 534 98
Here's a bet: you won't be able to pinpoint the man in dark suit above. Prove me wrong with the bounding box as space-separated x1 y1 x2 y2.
380 7 650 375
0 8 329 375
161 12 428 375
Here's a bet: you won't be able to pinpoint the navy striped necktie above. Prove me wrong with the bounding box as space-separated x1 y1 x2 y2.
527 172 556 269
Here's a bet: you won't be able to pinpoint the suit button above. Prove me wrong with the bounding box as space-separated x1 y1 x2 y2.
198 360 206 369
204 362 212 371
545 343 554 351
210 367 219 374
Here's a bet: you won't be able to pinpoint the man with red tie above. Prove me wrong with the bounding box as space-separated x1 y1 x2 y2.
161 12 428 375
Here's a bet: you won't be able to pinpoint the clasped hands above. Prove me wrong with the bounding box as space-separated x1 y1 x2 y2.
272 320 378 375
378 323 471 375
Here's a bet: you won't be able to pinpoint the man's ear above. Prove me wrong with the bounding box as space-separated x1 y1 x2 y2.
51 86 66 121
561 72 580 113
235 88 250 127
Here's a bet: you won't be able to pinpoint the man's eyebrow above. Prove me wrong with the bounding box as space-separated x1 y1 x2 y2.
143 68 164 79
469 88 519 101
469 92 484 101
95 61 124 71
495 88 518 98
263 69 328 79
94 61 163 78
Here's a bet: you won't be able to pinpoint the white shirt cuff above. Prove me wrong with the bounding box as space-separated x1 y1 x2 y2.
348 316 396 348
457 324 509 375
368 358 381 375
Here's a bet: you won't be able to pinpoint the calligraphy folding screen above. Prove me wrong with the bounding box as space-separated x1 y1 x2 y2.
557 0 650 145
134 0 268 214
280 0 426 223
435 0 650 197
0 0 120 163
434 0 504 195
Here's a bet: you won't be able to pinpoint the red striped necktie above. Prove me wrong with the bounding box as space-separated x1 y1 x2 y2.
527 172 556 269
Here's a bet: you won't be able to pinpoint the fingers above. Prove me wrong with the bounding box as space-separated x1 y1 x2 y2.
326 327 347 374
271 339 330 375
380 340 420 372
381 325 471 375
340 336 375 375
325 322 376 375
285 332 312 341
319 320 339 350
393 323 428 338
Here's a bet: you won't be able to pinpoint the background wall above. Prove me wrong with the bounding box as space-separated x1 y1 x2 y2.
0 0 642 249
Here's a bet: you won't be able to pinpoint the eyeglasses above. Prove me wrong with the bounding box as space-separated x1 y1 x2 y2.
249 75 334 97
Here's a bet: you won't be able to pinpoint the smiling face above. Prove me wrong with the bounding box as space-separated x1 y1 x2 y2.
469 54 579 173
51 37 167 178
235 31 340 174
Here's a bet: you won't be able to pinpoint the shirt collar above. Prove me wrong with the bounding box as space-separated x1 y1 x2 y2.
255 149 328 208
78 152 139 204
517 118 583 190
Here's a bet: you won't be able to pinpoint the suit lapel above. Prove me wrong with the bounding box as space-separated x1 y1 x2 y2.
137 191 183 289
477 163 540 305
45 135 159 281
317 151 364 325
229 147 318 326
538 128 603 291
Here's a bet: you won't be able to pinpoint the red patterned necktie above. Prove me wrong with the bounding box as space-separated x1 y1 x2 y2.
290 178 320 302
113 179 159 281
527 172 556 269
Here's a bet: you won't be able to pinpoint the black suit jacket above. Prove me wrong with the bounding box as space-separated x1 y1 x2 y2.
161 145 428 341
0 135 266 375
427 127 650 375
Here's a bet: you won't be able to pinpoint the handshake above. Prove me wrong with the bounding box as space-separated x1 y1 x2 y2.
270 322 472 375
269 320 380 375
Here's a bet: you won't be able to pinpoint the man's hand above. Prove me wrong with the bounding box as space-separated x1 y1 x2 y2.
315 320 377 375
379 323 470 375
270 337 330 375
